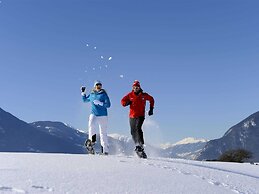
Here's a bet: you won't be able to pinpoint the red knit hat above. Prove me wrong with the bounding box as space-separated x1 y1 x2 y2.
132 80 140 87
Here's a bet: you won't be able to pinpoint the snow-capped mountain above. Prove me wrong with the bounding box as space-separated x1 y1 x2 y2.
29 121 137 155
107 133 135 155
161 137 208 160
107 133 163 157
0 107 156 156
174 137 207 145
0 107 85 153
109 133 132 143
0 107 208 159
197 111 259 162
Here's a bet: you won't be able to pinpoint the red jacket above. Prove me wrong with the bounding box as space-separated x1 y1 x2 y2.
121 91 154 118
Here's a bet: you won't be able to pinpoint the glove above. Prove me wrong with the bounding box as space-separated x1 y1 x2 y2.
148 107 154 116
81 86 86 96
93 100 104 106
124 101 131 106
81 86 86 93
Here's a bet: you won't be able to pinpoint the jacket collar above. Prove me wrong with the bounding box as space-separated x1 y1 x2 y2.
132 88 143 95
91 89 105 94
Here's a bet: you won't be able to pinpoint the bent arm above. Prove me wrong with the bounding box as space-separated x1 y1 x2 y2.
121 93 131 107
82 94 91 103
146 93 154 109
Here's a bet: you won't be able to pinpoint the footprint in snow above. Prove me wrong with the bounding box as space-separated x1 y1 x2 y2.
143 162 244 194
208 179 221 186
0 186 26 193
32 185 54 192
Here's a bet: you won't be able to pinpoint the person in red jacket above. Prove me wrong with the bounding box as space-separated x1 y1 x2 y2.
121 80 155 158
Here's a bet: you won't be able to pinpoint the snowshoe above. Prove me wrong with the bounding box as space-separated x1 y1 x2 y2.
135 145 147 159
85 139 95 155
99 152 109 156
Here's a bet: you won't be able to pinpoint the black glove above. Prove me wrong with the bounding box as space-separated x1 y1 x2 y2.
148 107 154 116
81 86 86 93
124 101 131 106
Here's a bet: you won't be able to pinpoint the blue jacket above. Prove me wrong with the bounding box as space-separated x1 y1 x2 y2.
82 89 111 116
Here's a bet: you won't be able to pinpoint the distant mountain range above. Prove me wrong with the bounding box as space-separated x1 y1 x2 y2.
0 107 86 154
2 107 259 161
0 107 206 158
161 138 208 160
197 112 259 161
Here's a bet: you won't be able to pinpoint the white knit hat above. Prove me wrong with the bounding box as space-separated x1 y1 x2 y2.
94 80 102 87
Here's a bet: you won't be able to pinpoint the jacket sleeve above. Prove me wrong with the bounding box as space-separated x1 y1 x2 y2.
121 93 131 107
103 93 111 108
146 93 155 109
82 94 91 103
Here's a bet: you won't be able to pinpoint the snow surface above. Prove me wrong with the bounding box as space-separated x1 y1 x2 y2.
1 153 259 194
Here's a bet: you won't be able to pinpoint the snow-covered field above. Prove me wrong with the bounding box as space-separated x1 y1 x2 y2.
0 153 259 194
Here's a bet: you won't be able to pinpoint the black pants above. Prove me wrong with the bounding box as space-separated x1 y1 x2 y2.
130 117 145 146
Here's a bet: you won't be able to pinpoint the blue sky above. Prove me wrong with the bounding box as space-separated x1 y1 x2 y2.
0 0 259 145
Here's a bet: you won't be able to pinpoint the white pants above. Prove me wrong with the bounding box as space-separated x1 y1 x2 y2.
88 114 109 153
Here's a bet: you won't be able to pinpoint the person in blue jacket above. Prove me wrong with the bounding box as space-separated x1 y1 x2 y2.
81 80 111 155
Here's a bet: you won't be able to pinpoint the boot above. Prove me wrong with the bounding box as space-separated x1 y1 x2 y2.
101 146 108 156
135 145 147 159
85 139 95 155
